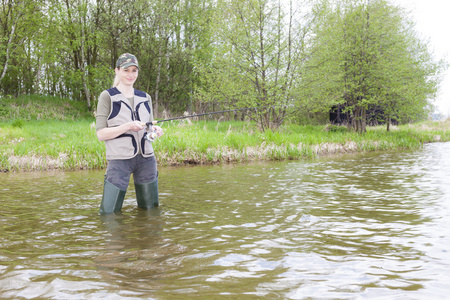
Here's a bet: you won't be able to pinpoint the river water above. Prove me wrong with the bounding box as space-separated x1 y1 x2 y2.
1 142 450 299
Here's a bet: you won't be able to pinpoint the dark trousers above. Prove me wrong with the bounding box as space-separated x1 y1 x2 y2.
105 154 157 190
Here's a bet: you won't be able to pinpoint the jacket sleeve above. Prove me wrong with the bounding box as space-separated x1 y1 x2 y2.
96 91 111 132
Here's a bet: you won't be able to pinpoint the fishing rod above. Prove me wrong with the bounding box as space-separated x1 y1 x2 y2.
146 105 287 126
144 105 287 142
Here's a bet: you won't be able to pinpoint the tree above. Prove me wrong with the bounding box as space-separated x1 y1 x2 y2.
300 0 445 133
52 0 109 108
127 0 214 116
0 0 45 95
195 0 310 131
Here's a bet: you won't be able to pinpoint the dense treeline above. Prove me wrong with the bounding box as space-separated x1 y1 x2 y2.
0 0 446 131
1 0 211 115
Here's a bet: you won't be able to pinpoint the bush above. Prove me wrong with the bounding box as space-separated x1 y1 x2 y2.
11 119 24 128
324 124 349 132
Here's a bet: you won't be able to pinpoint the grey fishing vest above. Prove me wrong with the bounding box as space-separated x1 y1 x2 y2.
104 87 154 160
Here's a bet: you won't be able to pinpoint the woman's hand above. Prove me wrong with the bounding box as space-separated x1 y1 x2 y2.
152 125 164 137
129 121 146 132
97 121 145 141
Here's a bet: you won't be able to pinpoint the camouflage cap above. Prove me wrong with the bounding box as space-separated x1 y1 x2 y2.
116 53 139 69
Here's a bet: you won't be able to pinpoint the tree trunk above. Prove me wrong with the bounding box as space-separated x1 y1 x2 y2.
154 41 163 119
0 13 21 81
353 106 367 133
80 14 91 108
361 106 367 133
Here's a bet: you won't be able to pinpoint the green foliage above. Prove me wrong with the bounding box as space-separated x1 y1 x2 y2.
0 0 214 114
194 0 310 130
11 119 24 128
0 0 445 130
324 124 349 133
299 0 445 133
0 95 93 121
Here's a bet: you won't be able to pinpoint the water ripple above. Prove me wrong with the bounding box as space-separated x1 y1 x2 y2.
1 144 450 298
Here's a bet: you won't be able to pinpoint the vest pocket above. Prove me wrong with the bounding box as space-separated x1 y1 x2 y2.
140 136 154 156
106 134 138 159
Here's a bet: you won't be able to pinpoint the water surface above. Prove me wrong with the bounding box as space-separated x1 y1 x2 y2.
1 143 450 299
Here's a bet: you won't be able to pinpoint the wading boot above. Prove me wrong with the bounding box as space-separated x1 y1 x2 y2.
99 180 127 215
135 177 159 209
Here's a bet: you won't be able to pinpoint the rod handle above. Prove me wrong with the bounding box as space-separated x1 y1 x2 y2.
146 121 159 126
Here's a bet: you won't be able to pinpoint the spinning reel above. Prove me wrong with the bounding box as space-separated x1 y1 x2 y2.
145 124 158 142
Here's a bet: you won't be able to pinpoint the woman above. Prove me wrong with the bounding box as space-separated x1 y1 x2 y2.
96 53 163 214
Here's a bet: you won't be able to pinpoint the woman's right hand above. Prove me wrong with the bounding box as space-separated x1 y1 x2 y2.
97 121 145 141
128 121 146 132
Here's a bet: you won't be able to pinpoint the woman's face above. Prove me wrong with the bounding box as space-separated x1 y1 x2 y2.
115 65 138 87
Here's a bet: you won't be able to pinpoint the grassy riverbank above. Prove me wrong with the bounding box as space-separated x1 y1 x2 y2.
1 95 449 171
1 117 450 172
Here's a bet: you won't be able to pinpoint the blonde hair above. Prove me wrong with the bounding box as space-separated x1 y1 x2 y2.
113 74 120 87
112 67 120 87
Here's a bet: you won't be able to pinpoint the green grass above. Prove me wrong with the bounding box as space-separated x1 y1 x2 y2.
1 118 450 171
0 120 104 171
150 119 450 166
1 95 450 171
0 94 93 121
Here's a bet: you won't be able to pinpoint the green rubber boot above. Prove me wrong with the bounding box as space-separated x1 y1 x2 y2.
99 180 127 215
135 177 159 209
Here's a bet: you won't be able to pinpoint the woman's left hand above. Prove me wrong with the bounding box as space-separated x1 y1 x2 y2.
153 125 164 137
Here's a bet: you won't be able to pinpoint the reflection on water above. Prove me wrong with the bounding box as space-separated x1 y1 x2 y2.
1 143 450 299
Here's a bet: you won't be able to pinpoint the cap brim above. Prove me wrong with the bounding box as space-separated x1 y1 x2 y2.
120 63 139 69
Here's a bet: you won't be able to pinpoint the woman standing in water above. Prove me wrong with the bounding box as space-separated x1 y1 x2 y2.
95 53 163 214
